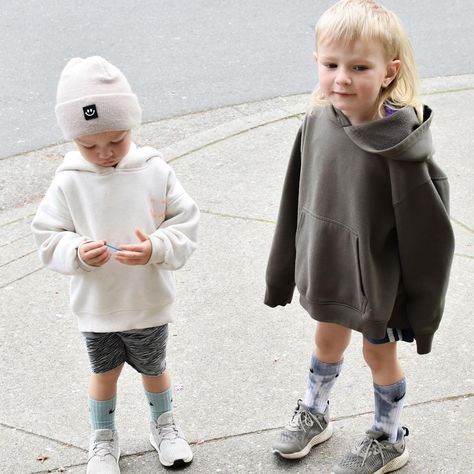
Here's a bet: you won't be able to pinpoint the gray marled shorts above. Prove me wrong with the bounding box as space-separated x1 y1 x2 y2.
82 325 168 376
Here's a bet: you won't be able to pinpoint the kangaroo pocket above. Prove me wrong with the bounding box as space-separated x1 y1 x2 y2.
295 209 366 312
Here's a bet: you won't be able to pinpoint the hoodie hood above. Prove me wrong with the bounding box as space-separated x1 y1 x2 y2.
56 142 159 175
332 105 433 162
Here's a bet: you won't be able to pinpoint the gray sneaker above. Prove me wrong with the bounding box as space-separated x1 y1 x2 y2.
150 411 193 467
272 399 333 459
332 427 409 474
87 429 120 474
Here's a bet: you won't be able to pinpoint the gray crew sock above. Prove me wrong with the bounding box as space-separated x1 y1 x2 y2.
372 377 406 443
303 353 343 414
88 396 116 431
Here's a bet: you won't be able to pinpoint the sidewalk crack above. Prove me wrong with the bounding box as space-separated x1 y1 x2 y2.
0 422 86 453
201 209 275 224
451 216 474 234
0 267 43 289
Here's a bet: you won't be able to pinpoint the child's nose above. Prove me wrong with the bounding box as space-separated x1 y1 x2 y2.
98 147 113 159
335 68 351 85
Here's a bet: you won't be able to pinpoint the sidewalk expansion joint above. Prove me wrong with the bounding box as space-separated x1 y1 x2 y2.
0 421 86 453
455 252 474 260
451 216 474 234
424 85 474 96
0 249 36 268
0 213 34 229
0 266 43 289
0 231 33 248
166 113 303 164
202 209 275 225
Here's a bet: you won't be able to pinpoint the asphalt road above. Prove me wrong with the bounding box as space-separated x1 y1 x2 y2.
1 0 473 158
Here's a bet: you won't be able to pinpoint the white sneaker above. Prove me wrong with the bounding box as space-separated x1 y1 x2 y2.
87 429 120 473
150 411 193 467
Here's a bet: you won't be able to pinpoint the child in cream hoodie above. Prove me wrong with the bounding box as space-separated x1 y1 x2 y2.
32 56 200 473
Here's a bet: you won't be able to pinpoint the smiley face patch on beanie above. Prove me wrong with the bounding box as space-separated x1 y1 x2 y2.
83 104 98 120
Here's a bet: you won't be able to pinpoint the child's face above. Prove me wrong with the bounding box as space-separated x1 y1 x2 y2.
75 130 132 167
316 38 400 125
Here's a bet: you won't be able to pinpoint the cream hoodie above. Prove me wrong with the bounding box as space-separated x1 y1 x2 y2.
32 143 200 332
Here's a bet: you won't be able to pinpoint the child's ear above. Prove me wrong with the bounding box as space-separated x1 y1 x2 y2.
383 59 401 88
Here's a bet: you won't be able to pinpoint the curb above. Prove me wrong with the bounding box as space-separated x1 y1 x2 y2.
1 73 473 226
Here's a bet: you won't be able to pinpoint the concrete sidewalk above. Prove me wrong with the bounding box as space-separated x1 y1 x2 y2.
1 75 473 474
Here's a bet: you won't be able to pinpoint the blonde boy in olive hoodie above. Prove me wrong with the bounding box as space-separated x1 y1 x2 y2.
265 2 454 473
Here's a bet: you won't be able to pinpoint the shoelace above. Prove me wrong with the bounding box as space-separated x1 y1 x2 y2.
355 437 385 467
288 402 323 432
157 421 180 442
92 439 115 458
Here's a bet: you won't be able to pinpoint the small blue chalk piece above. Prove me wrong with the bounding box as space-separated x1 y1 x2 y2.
105 243 121 252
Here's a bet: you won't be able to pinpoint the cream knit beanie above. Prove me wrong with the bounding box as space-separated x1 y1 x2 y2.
55 56 142 140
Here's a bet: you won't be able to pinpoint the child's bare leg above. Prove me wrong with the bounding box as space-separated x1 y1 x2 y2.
315 321 352 362
362 339 403 385
89 363 124 400
142 369 171 392
363 339 406 442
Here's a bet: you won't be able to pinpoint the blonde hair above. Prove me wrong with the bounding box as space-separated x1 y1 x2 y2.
312 0 423 121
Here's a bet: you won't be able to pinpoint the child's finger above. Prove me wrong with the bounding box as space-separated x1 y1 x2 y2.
115 250 144 261
92 250 111 265
135 228 148 242
118 244 146 252
82 240 105 252
87 244 108 257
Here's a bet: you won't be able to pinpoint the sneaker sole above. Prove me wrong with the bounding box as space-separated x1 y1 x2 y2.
149 433 193 467
273 421 334 459
374 448 409 474
331 448 409 474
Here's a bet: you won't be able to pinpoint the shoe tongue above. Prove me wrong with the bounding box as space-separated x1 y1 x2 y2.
157 411 174 425
94 429 113 441
366 429 388 442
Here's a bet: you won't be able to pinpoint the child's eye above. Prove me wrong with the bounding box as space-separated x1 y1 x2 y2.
111 138 124 145
354 65 368 71
83 144 95 149
324 63 338 69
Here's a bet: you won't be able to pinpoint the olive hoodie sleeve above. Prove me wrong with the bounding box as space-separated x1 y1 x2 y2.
264 125 302 307
391 161 455 354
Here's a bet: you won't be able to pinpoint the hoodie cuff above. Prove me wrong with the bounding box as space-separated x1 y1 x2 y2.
414 333 434 355
148 235 166 264
264 283 295 307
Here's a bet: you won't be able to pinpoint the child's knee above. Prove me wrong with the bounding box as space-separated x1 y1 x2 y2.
362 341 395 370
315 324 350 360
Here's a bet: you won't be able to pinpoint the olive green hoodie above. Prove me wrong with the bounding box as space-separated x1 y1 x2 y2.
265 105 454 355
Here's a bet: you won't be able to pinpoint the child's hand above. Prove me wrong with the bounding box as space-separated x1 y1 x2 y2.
79 240 111 266
115 229 152 265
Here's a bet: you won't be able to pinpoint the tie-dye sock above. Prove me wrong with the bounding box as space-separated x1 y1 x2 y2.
372 377 406 442
303 353 343 414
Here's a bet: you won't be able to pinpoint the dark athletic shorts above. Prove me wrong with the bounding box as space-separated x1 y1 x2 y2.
82 325 168 376
366 328 415 344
